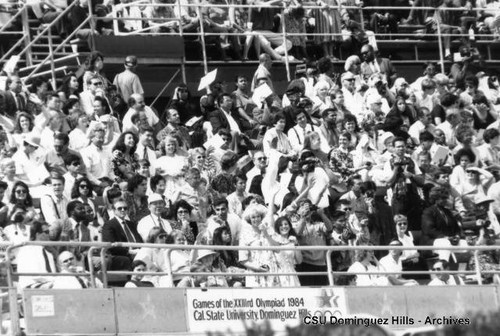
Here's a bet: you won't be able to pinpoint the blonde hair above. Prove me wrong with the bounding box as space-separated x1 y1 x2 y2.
242 204 267 224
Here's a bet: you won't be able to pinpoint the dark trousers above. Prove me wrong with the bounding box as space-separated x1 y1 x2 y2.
296 263 329 287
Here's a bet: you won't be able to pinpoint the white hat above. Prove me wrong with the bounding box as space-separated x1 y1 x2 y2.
148 193 165 204
379 132 395 146
366 94 383 106
475 194 494 205
196 249 218 261
23 133 41 148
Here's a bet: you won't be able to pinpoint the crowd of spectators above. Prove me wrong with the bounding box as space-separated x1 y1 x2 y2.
2 0 500 62
0 22 500 289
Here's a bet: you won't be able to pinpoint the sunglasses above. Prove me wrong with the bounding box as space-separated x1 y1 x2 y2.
397 222 408 226
92 82 103 86
79 185 89 189
116 206 128 211
432 268 443 271
15 190 27 194
256 157 267 161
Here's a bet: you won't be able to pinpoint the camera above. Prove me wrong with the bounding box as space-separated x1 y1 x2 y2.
364 190 375 198
342 228 356 241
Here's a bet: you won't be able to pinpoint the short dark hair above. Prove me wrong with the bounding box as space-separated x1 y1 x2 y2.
67 200 84 217
419 131 434 142
217 93 232 106
483 128 500 144
271 112 286 126
392 136 407 146
0 180 7 191
150 174 166 192
127 174 147 193
64 153 81 166
53 132 69 145
213 197 228 208
440 92 458 108
455 147 476 163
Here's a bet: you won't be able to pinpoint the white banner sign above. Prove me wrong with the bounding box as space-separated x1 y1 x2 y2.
186 287 347 333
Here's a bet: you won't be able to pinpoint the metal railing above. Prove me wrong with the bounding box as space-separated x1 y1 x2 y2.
2 3 500 87
1 240 500 334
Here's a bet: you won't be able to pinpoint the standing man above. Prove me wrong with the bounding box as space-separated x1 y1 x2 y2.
113 55 144 103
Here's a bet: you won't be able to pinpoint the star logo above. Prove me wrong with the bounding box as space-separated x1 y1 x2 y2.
315 288 340 308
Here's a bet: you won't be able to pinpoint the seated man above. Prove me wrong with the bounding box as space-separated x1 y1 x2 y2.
428 259 465 286
421 186 467 262
102 197 143 271
17 221 57 290
52 251 103 288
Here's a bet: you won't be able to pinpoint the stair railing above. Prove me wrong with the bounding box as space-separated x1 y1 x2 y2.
0 1 79 70
24 16 92 82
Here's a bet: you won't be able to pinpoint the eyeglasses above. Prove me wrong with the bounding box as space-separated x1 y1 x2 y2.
92 82 103 86
79 185 89 189
15 190 27 194
116 206 128 211
345 78 355 81
256 157 267 161
62 257 74 263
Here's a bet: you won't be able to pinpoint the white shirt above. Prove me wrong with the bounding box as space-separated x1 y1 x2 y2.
341 87 363 116
40 192 69 226
222 108 241 134
122 106 160 131
436 121 456 147
287 124 317 153
80 143 113 183
12 148 49 186
136 143 158 175
408 120 435 143
206 214 241 245
69 128 90 151
137 215 173 242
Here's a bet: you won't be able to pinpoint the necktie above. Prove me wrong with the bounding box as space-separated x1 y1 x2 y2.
143 146 149 162
42 249 53 273
123 221 136 243
75 276 87 288
17 94 25 111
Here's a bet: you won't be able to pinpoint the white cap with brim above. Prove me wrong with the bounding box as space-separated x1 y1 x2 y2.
23 133 42 148
379 132 395 147
196 249 218 262
475 195 495 205
148 193 164 204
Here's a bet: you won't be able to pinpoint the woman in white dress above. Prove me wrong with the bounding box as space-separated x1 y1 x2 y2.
154 135 189 200
272 216 301 287
239 203 280 287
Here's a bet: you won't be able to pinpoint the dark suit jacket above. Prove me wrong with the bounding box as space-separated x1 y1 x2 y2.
0 90 20 119
102 217 143 256
421 205 460 246
209 109 240 134
360 57 397 86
